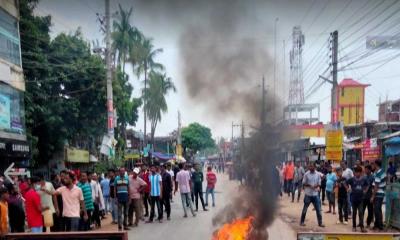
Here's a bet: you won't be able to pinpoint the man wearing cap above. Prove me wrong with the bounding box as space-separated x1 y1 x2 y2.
128 168 147 227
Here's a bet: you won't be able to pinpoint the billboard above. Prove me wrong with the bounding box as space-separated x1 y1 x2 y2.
325 130 343 161
65 148 89 163
0 93 11 130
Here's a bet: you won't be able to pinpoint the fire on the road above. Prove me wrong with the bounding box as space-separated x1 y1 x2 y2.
212 216 254 240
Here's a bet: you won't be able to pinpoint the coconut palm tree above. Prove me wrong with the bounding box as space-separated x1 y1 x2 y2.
143 71 176 146
132 37 164 145
111 4 141 73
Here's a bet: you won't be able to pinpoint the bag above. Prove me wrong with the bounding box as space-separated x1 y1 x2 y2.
43 209 54 227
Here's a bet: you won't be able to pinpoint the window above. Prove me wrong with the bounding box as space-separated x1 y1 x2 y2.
0 82 25 136
341 107 344 117
0 8 21 66
341 87 345 97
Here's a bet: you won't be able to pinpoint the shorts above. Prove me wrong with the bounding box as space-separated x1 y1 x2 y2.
326 190 335 204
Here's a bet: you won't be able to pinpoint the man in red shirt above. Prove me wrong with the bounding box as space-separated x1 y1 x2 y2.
140 165 151 218
205 166 217 207
285 161 295 198
26 177 49 233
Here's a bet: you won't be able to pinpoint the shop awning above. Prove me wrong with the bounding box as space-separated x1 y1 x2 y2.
384 137 400 156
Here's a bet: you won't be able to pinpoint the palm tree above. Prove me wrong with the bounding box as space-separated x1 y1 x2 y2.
143 71 176 146
132 37 164 146
111 4 141 73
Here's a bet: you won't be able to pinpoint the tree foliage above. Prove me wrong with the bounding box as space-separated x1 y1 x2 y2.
181 123 216 154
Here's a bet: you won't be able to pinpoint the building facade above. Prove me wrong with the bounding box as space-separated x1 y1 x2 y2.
378 99 400 122
336 78 369 126
0 1 30 170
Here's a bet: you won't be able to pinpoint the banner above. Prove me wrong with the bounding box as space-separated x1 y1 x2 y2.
0 93 10 130
65 148 89 163
362 138 380 161
325 130 343 161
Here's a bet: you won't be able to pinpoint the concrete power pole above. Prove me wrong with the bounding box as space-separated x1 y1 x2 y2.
105 0 114 137
331 31 338 123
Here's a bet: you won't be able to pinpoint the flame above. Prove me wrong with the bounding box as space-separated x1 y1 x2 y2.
212 216 254 240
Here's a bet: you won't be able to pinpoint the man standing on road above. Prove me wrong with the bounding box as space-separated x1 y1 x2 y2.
100 173 110 215
160 164 172 220
108 169 117 224
26 177 48 233
300 163 325 228
205 166 217 207
175 163 196 218
166 164 175 203
37 174 58 232
54 172 88 231
140 165 151 218
371 160 386 231
115 168 130 231
128 168 147 227
77 172 94 231
192 163 208 212
325 165 337 214
336 167 349 225
285 161 295 198
292 162 305 203
363 165 374 228
347 166 368 232
146 165 163 223
341 161 354 216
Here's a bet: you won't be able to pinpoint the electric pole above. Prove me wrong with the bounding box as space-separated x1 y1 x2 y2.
261 75 266 128
273 18 279 121
105 0 114 137
331 30 338 123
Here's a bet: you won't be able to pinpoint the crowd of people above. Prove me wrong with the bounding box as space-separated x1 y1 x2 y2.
0 162 218 235
278 159 391 232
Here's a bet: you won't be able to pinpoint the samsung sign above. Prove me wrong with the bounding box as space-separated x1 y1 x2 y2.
0 138 30 157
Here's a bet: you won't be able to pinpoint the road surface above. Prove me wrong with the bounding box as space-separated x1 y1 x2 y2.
123 173 296 240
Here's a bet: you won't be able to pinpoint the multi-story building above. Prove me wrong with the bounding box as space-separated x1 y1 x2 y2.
336 78 369 126
378 99 400 122
0 1 30 170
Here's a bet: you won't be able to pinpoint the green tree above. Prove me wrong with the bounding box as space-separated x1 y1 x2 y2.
181 123 216 156
111 4 142 73
132 38 164 145
143 71 176 146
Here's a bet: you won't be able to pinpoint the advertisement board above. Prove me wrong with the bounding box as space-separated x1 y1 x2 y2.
325 130 343 161
362 138 381 161
0 93 11 130
65 148 89 163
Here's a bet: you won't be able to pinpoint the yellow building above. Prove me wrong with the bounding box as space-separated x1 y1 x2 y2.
336 78 369 126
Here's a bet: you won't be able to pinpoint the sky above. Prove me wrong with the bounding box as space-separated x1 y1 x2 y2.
35 0 400 139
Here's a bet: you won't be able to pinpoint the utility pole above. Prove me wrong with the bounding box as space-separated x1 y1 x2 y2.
261 75 266 128
105 0 114 137
273 18 279 121
331 30 338 123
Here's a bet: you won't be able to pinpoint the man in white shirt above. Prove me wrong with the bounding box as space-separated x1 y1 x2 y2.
166 164 175 202
174 163 196 218
341 161 354 216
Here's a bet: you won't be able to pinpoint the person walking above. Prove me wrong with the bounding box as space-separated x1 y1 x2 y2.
54 172 88 231
140 165 151 218
325 165 337 214
292 162 305 203
128 168 147 227
336 168 349 225
341 161 354 216
371 160 386 231
51 173 64 232
115 168 130 231
146 165 163 223
26 177 49 233
90 173 103 228
300 163 325 228
160 164 172 220
347 166 368 232
192 163 208 212
100 173 111 214
205 166 217 207
77 172 94 231
285 161 295 197
166 164 175 203
363 165 374 228
175 163 196 218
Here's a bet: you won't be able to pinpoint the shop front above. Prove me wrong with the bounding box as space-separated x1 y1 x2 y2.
0 138 30 171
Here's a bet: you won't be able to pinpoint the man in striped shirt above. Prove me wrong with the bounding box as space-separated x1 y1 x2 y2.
77 172 94 231
146 165 163 223
115 168 130 231
371 160 386 231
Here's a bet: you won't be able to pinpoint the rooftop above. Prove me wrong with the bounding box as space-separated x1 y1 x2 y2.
338 78 370 88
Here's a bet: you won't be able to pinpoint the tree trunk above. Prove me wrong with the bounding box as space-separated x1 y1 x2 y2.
150 120 157 150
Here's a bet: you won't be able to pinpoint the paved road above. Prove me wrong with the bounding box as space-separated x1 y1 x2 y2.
124 173 296 240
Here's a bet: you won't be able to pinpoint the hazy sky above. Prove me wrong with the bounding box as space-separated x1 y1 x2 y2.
36 0 400 139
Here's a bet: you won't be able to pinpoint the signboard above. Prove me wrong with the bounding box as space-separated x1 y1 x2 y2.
0 138 30 158
298 233 399 240
0 93 11 130
325 130 343 161
366 35 400 49
65 148 89 163
362 138 380 161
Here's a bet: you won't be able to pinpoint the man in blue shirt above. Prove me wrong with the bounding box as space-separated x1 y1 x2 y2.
100 174 110 215
146 164 163 223
325 165 337 214
371 160 386 231
114 168 130 231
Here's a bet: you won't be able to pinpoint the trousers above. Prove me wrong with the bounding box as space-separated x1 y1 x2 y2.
180 193 195 216
300 195 322 225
